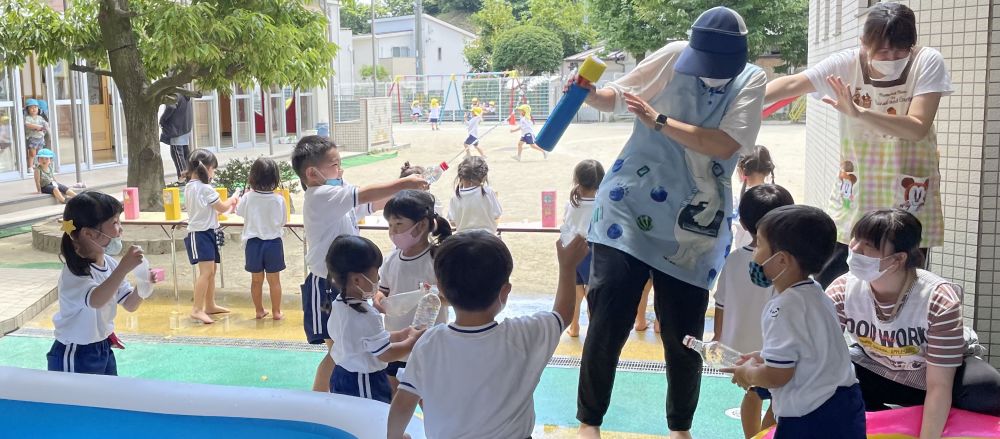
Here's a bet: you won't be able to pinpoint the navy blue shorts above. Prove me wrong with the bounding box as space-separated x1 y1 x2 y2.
184 230 220 265
429 118 439 123
386 361 407 377
46 338 117 376
520 133 535 144
302 273 336 344
774 384 865 439
330 365 392 404
244 237 285 273
40 183 70 195
753 387 772 400
575 248 593 285
464 135 478 145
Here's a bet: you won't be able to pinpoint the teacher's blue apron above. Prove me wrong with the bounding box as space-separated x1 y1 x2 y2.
588 64 762 290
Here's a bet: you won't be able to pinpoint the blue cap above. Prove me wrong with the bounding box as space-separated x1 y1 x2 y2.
25 99 39 108
37 148 55 158
674 7 749 79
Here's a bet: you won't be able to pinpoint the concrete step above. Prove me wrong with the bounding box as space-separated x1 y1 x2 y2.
0 179 124 218
0 189 123 229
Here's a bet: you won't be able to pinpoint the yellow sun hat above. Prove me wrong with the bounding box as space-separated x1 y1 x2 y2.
471 106 483 116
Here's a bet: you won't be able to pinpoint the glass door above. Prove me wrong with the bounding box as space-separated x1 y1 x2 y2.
0 68 23 180
109 78 127 162
295 88 316 138
47 61 88 172
230 84 255 148
192 90 220 151
86 73 118 167
266 85 287 143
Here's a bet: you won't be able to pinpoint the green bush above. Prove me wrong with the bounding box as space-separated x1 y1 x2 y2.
491 25 562 76
214 156 301 199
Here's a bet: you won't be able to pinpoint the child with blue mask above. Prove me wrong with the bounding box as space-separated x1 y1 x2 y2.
290 135 427 392
724 205 866 439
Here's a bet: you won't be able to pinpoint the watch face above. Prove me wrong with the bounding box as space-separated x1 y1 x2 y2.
656 114 668 124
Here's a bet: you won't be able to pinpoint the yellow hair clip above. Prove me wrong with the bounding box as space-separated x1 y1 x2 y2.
60 219 76 234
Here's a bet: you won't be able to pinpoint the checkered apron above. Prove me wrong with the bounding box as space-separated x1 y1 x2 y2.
827 47 943 247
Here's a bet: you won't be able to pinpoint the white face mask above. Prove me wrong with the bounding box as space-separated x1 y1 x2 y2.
97 230 123 256
847 251 896 283
870 58 909 81
358 274 378 300
700 77 731 88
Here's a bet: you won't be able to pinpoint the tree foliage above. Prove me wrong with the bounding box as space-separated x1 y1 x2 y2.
463 0 517 71
491 25 563 75
360 64 390 81
587 0 807 67
525 0 595 57
437 0 481 13
0 0 336 210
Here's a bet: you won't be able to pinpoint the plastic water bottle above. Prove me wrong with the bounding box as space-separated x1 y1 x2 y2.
411 293 442 329
683 335 742 369
423 162 449 185
382 288 428 317
560 223 582 247
133 258 154 299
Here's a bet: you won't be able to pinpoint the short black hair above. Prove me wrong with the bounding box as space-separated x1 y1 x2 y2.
739 184 795 235
432 230 513 312
851 209 924 269
757 205 836 275
862 3 917 52
326 235 383 314
249 156 280 192
291 135 337 187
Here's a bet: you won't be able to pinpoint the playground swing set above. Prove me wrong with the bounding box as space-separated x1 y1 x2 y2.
384 71 531 126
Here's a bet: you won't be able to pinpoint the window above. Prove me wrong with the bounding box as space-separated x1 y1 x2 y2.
391 46 411 57
438 47 442 61
835 0 842 35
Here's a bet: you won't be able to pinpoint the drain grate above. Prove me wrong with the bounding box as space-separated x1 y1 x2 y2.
8 329 728 376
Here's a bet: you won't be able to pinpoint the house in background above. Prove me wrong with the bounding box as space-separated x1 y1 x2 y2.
353 14 477 79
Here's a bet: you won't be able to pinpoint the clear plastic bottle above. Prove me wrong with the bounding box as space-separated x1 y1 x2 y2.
683 335 743 369
411 293 442 329
423 162 449 185
133 258 154 299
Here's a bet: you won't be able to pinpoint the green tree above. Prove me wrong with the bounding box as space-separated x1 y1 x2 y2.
464 0 517 71
360 64 390 81
526 0 595 57
491 25 562 75
584 0 669 62
438 0 482 13
0 0 336 210
630 0 808 68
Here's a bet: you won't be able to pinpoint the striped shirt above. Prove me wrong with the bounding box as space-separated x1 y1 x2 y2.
827 270 965 389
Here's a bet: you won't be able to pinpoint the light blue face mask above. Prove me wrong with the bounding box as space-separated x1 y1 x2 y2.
97 231 123 256
314 168 342 186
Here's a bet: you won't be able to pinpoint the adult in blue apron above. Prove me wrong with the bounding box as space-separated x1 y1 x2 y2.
574 8 767 438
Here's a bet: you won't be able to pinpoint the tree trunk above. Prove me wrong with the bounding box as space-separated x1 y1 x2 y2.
98 0 165 211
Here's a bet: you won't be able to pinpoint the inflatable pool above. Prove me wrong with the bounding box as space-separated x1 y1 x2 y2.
752 405 1000 439
0 366 425 438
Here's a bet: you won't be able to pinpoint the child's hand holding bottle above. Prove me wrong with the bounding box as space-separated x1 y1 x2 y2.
556 235 589 271
118 245 145 273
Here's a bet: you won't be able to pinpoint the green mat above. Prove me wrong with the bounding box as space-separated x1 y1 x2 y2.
0 262 63 270
0 336 746 437
0 225 32 240
342 151 399 168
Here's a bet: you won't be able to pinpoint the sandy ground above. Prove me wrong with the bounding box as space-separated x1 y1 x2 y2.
3 120 806 304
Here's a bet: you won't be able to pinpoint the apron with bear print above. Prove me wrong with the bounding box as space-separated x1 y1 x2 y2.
828 46 943 247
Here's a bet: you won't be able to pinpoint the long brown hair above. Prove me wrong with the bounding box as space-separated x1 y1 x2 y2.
570 159 605 207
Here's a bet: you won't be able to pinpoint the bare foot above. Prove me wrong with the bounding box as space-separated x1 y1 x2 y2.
654 320 661 333
255 310 270 319
567 324 580 337
634 318 649 331
206 305 231 314
191 310 214 324
578 424 601 439
670 431 692 439
272 312 284 320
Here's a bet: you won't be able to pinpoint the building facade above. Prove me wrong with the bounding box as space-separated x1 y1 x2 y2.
806 0 1000 366
352 14 477 79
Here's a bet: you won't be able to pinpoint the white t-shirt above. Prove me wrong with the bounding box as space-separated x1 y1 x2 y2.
53 255 134 345
466 116 481 137
378 246 448 333
237 190 286 241
184 179 220 232
562 198 595 237
760 279 857 417
398 311 564 439
448 186 502 234
805 47 954 101
517 116 534 135
303 184 373 278
605 41 767 152
429 107 441 118
713 246 769 353
328 298 391 373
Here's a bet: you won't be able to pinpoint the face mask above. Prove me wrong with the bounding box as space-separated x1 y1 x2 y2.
847 251 895 283
748 251 785 288
700 77 731 88
314 168 342 187
97 231 123 256
358 274 378 300
390 222 423 251
870 58 909 81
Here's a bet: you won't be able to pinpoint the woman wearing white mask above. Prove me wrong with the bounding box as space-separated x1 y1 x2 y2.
826 209 1000 438
766 3 951 288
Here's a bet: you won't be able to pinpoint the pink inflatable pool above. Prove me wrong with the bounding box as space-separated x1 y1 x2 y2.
752 406 1000 439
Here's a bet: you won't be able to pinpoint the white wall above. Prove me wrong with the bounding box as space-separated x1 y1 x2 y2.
420 22 474 76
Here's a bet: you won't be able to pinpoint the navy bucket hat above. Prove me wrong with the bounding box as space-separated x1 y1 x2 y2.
674 7 749 79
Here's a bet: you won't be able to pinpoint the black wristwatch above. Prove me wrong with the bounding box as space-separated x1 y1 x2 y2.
654 113 668 131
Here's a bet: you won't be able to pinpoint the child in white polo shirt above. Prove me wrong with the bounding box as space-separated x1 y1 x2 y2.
713 184 793 438
387 231 590 438
237 157 286 320
724 205 865 438
47 192 146 375
291 135 427 392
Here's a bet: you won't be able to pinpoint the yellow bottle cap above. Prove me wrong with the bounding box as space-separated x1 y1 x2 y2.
578 56 607 83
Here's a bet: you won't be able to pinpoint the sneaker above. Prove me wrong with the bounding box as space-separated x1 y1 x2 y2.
543 151 549 159
511 155 520 161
